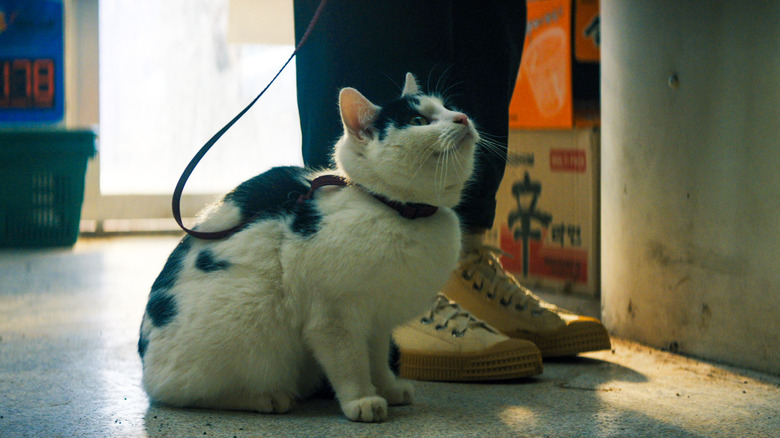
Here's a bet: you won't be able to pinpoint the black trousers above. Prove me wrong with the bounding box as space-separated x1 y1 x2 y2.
294 0 526 231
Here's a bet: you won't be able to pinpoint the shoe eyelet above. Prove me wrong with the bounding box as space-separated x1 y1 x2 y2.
420 316 433 325
500 297 512 306
515 304 527 311
473 281 483 292
435 323 448 330
486 290 495 299
452 329 466 338
531 309 544 317
462 270 474 281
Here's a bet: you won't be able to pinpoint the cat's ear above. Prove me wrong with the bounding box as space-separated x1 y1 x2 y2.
401 72 419 97
339 87 379 141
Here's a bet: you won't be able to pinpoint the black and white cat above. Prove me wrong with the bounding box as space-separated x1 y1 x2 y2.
139 73 479 422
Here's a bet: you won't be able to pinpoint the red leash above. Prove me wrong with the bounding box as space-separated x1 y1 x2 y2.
172 0 328 240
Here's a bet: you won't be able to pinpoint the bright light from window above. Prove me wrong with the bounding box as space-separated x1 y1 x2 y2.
99 0 302 195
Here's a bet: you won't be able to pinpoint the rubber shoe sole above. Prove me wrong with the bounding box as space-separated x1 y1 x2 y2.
509 317 611 358
398 339 542 382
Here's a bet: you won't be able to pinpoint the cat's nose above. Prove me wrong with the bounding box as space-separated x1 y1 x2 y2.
453 113 469 126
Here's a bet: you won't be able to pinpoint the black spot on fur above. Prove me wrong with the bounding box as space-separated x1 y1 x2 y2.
224 166 311 221
225 166 325 237
146 290 177 327
146 236 191 327
373 95 423 141
138 328 149 358
291 200 322 237
150 236 192 292
195 249 230 272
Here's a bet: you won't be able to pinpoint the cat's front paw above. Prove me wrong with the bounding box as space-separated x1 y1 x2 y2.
378 378 415 406
255 392 294 414
341 396 388 422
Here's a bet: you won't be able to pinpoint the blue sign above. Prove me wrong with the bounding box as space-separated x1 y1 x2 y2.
0 0 64 124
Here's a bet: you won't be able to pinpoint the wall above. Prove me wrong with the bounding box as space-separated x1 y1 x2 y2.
601 1 779 374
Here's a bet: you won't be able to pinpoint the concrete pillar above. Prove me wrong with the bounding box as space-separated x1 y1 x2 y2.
601 1 779 374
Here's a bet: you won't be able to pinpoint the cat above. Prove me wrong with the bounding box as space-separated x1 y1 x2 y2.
138 72 479 422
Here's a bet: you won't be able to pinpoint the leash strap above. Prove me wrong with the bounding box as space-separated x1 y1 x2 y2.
172 0 328 240
297 175 348 203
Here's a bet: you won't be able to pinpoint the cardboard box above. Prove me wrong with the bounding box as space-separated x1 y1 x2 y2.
487 128 600 297
509 0 600 129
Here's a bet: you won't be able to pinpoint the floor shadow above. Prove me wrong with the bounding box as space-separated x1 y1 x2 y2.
542 354 649 384
485 351 710 436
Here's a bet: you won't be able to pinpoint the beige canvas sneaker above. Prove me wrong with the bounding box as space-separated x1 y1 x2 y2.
443 244 611 357
393 295 542 381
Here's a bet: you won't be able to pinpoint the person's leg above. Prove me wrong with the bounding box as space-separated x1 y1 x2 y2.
437 4 611 358
446 2 526 231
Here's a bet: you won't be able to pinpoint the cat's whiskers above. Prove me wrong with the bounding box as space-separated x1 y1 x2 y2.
436 147 451 194
432 126 475 194
437 82 464 109
476 131 508 160
433 137 449 194
429 64 461 108
448 140 467 176
433 135 466 195
409 144 438 182
428 137 446 194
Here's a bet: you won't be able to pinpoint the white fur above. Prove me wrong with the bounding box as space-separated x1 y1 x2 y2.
140 73 478 422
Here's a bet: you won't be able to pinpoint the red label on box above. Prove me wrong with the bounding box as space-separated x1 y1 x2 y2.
550 149 586 172
500 225 588 283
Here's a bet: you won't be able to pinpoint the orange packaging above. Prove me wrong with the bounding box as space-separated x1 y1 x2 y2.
574 0 600 62
509 0 599 129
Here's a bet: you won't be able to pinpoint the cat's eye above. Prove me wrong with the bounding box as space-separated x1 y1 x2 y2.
409 115 429 126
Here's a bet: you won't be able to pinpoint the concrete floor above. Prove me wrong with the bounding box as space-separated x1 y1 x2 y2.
1 235 778 437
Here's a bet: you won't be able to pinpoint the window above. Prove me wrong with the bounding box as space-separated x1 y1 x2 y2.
98 0 302 196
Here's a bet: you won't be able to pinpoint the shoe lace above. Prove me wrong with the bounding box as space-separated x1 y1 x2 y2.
420 294 497 337
460 245 551 317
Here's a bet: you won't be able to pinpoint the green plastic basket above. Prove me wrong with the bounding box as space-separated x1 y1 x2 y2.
0 129 96 248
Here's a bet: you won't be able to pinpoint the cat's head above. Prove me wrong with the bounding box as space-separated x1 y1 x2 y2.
333 72 479 208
